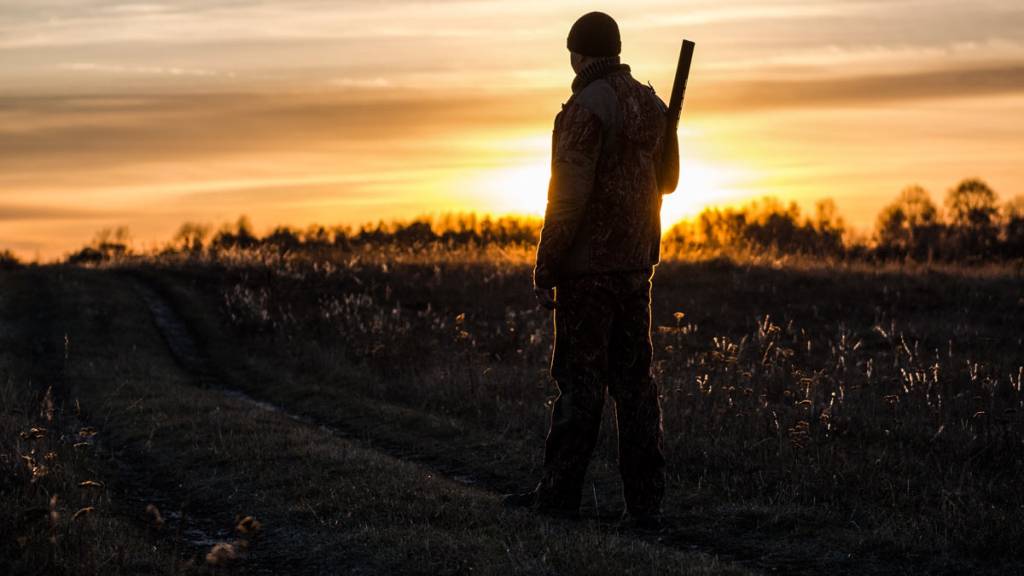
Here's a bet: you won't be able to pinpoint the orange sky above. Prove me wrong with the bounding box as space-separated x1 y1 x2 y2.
2 1 1024 260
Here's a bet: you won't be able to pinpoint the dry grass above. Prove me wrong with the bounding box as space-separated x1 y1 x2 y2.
2 266 750 575
0 270 185 575
119 244 1024 572
5 239 1022 573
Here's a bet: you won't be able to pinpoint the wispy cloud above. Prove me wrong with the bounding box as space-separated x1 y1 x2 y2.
698 63 1024 113
58 62 220 77
0 203 123 221
4 0 1024 95
328 77 392 89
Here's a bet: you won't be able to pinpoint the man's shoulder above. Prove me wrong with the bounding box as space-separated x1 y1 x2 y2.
649 86 668 113
624 74 668 112
571 79 618 128
605 71 664 106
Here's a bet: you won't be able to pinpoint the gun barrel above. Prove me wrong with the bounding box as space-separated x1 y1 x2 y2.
656 39 694 195
667 39 695 127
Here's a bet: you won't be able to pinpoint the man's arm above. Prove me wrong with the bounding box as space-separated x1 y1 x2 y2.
533 103 604 290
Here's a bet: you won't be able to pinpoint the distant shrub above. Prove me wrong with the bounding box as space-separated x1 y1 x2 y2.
874 185 941 260
264 226 303 251
945 178 999 257
0 249 21 270
1002 196 1024 258
174 222 212 252
67 244 131 265
66 226 133 265
211 215 258 250
67 247 105 265
662 196 848 259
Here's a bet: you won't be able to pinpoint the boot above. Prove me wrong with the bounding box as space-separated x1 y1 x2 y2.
618 511 664 532
501 487 580 519
501 489 538 509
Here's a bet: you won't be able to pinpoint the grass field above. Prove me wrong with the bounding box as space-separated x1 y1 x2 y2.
2 246 1022 574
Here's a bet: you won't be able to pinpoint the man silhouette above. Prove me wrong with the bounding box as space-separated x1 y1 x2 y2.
504 11 679 528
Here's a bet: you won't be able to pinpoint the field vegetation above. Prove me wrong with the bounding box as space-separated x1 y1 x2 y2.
3 181 1023 574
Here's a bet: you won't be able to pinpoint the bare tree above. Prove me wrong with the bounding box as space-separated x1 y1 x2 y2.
945 178 998 255
1002 195 1024 257
875 185 939 257
174 222 212 252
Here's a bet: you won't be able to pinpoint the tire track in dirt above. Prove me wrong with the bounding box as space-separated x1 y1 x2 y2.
11 269 228 559
132 274 534 492
132 273 883 576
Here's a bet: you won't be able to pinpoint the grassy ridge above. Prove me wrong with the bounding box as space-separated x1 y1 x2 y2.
124 248 1024 573
4 246 1023 574
1 266 750 574
0 270 184 575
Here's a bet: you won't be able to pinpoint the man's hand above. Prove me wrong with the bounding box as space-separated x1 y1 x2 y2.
534 286 557 310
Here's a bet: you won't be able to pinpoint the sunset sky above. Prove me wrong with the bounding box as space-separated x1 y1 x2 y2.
2 0 1024 260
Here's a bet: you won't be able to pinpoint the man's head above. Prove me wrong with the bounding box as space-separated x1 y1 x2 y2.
567 11 620 73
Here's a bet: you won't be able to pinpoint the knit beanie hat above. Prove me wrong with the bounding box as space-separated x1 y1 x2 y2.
567 12 621 57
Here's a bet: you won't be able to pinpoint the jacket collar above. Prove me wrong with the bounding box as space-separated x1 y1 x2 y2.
571 57 630 94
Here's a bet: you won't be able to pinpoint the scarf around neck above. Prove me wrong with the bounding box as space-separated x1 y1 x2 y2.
571 56 631 94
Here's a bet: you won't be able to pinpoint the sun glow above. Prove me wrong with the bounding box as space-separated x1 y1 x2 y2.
660 156 751 230
478 161 551 216
473 141 752 231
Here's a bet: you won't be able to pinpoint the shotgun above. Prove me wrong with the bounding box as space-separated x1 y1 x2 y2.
659 39 695 194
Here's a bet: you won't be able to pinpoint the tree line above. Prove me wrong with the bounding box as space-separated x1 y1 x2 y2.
47 177 1024 266
873 179 1024 260
666 178 1023 261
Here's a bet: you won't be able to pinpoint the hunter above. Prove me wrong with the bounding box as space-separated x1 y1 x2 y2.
503 11 680 529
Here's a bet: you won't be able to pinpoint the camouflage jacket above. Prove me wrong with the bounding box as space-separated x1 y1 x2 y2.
533 59 679 290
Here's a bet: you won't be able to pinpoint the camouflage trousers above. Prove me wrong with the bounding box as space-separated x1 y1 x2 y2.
538 270 666 517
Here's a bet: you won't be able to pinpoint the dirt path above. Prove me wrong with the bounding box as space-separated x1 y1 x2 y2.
136 277 523 493
1 268 232 573
61 268 353 573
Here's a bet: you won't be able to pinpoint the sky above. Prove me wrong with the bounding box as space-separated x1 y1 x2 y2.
2 0 1024 260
